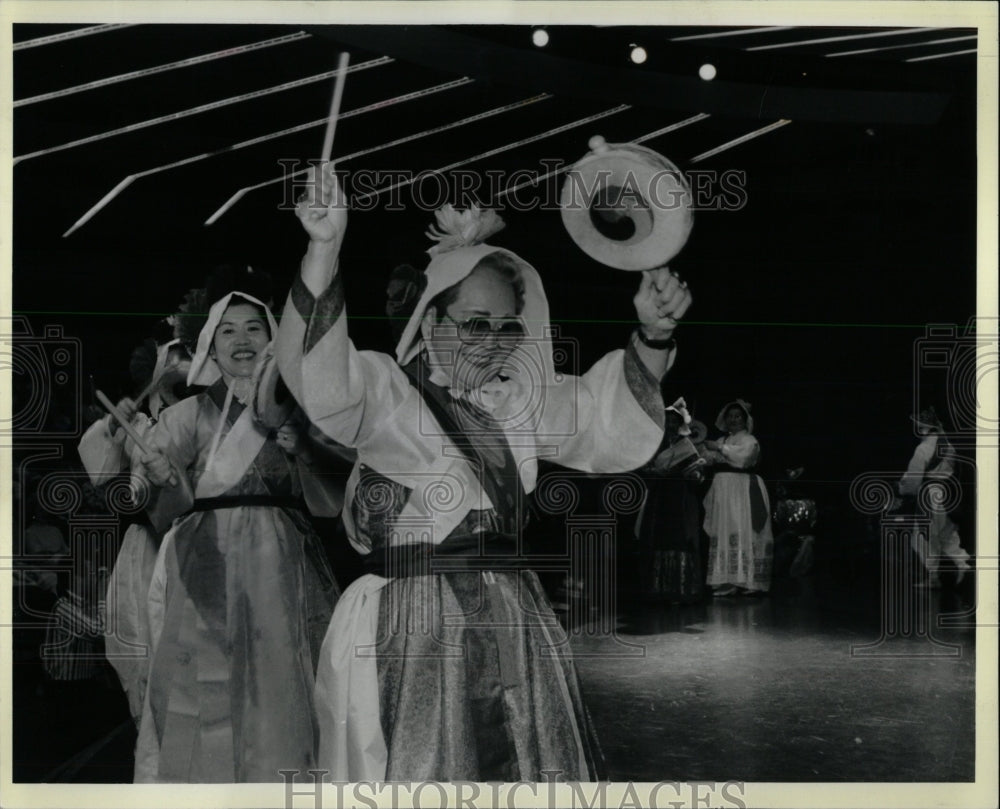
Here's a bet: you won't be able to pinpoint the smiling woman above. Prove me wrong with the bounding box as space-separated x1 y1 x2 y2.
208 301 271 380
127 290 344 783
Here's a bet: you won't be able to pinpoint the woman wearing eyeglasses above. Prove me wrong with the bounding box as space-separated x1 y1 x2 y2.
276 167 692 782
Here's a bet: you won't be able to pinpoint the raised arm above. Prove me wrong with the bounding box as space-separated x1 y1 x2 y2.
276 165 409 449
533 267 691 474
632 266 692 379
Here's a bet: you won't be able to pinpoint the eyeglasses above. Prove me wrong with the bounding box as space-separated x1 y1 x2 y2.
440 314 526 346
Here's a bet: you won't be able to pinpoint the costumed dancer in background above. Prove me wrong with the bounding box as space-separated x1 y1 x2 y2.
277 166 692 781
895 406 971 587
633 397 706 604
702 399 774 596
77 328 193 725
130 288 342 783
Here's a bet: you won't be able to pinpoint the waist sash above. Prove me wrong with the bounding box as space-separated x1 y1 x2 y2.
190 495 305 512
362 533 538 577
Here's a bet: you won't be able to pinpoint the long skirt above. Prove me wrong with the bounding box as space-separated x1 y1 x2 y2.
104 522 161 723
635 472 703 603
374 569 604 781
704 471 774 592
133 505 338 782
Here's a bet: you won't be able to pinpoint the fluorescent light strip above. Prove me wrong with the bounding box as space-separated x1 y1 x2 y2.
355 105 632 205
827 35 976 57
495 113 711 200
906 49 977 62
63 78 474 237
12 24 136 50
747 28 938 51
14 57 394 164
689 120 792 163
15 32 311 107
670 27 796 42
206 92 551 225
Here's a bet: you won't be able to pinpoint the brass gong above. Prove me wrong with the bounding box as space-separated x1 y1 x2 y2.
560 135 693 271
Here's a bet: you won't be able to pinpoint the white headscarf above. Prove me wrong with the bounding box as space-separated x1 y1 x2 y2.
715 398 754 434
148 338 188 419
393 207 556 396
186 291 278 387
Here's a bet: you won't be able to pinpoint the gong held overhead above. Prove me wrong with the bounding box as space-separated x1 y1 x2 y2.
560 135 695 272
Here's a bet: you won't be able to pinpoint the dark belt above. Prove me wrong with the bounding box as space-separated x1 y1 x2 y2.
363 534 544 577
189 495 306 512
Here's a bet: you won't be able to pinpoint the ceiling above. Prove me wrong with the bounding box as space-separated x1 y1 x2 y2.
7 20 984 472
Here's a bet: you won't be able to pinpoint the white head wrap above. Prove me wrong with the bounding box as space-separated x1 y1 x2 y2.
148 338 189 419
186 291 278 387
393 206 556 393
715 398 754 434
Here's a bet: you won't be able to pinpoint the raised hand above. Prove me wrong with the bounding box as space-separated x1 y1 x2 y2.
296 162 348 246
633 266 692 339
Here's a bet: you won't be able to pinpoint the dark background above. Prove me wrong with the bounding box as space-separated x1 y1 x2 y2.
6 19 984 785
11 23 978 479
10 21 979 528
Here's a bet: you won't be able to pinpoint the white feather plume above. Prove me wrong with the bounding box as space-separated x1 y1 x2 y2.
426 204 506 255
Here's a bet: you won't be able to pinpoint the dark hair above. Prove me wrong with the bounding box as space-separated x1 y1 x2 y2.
386 264 426 343
428 251 525 317
221 294 272 340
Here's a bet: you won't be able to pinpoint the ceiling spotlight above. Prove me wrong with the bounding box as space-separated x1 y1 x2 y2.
699 63 717 81
630 45 647 64
532 28 549 47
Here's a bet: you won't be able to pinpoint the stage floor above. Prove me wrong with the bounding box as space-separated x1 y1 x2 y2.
10 576 977 783
574 582 976 782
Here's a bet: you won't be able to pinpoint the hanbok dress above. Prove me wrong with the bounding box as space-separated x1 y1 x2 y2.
276 242 669 782
634 438 703 603
131 293 341 783
897 432 971 581
703 430 773 592
77 339 190 724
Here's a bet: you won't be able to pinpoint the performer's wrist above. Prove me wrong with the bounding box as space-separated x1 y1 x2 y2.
635 327 676 350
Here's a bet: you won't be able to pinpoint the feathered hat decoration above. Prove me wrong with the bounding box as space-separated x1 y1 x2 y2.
426 204 506 256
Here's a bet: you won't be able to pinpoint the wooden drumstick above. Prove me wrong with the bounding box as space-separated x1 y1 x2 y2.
132 361 177 408
96 390 183 488
320 52 350 166
95 390 153 454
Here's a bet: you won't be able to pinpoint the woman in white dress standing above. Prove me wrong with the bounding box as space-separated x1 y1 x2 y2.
702 399 773 596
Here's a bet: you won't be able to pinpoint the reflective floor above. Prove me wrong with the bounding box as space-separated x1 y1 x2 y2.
11 570 977 783
571 577 977 782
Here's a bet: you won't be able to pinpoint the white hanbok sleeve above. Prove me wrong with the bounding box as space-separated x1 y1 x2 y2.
276 272 411 448
77 416 128 484
135 399 199 530
536 340 667 473
899 435 937 495
719 432 760 469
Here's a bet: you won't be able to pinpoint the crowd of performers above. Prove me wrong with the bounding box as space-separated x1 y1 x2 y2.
18 166 969 783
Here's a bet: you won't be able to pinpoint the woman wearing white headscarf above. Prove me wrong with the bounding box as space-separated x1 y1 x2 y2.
702 399 773 595
77 338 192 725
130 291 341 782
276 168 692 781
